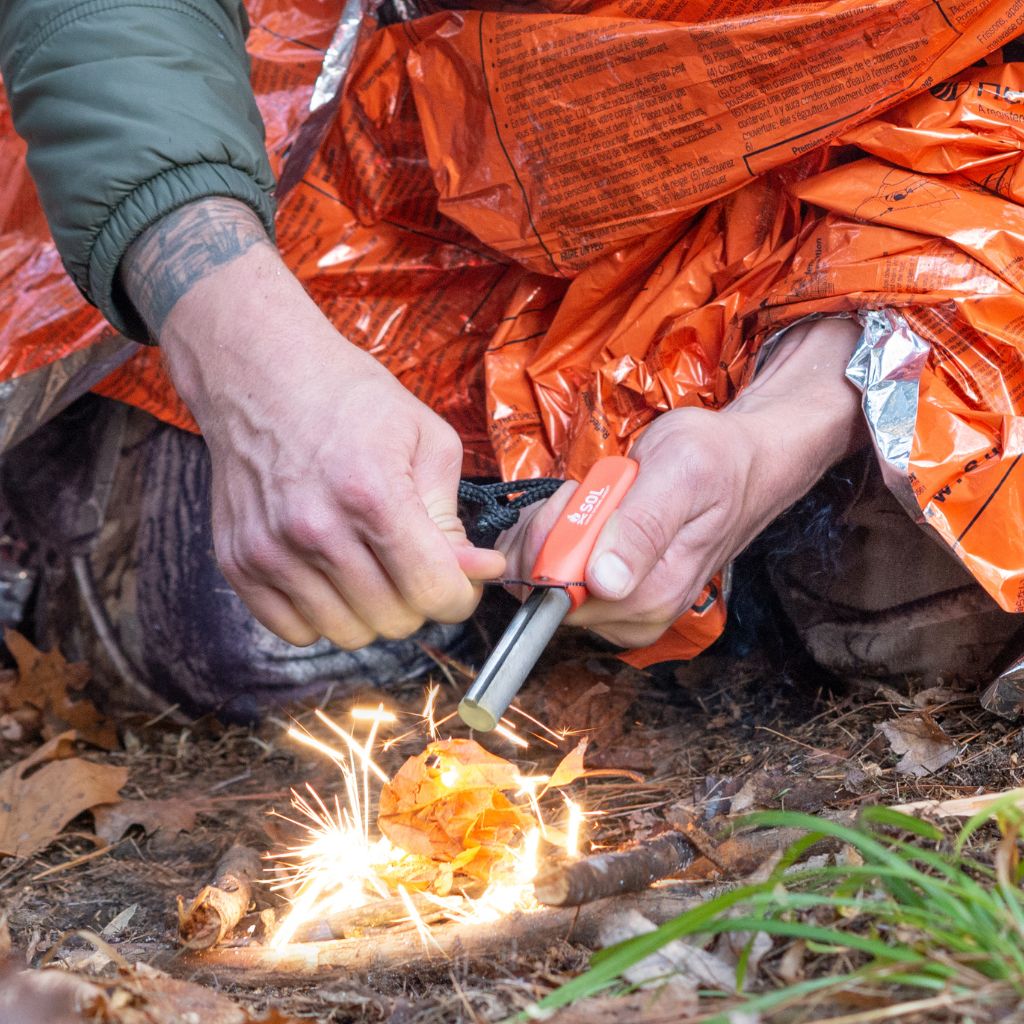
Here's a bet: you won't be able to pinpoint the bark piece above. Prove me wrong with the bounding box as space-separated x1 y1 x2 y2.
177 846 262 950
1 962 303 1024
535 831 694 906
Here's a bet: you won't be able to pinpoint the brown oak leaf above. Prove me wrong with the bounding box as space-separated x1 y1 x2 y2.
5 629 117 750
0 730 127 856
878 711 958 777
93 798 200 844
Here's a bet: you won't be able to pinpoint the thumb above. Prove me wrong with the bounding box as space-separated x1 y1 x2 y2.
585 465 696 601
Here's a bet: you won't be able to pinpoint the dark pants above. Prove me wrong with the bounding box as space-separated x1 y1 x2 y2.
0 397 470 721
2 399 1021 721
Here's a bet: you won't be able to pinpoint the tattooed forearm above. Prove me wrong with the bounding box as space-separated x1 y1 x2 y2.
120 197 274 337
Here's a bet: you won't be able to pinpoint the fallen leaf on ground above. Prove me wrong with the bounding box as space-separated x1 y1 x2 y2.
729 771 835 815
0 730 127 856
531 660 638 751
548 992 687 1024
597 908 699 1009
548 991 692 1024
4 630 117 750
597 907 752 997
878 711 958 777
92 798 199 844
99 904 138 940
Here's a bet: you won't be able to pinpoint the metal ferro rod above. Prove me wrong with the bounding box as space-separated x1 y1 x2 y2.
458 587 573 732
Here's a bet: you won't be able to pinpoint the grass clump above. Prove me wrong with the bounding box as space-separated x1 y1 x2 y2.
523 794 1024 1021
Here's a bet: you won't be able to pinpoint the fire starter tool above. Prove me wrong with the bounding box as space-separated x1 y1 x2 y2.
459 455 638 731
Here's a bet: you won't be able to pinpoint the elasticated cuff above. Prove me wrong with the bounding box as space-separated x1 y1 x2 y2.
87 163 277 342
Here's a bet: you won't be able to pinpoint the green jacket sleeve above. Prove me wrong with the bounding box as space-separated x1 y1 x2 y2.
0 0 277 341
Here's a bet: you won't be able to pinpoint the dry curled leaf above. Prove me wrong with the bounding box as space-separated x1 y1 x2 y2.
92 798 199 844
878 711 958 777
4 629 117 750
378 738 534 879
0 730 127 857
545 737 589 791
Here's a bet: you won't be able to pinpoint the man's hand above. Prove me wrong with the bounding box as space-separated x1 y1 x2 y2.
499 317 867 648
121 198 504 648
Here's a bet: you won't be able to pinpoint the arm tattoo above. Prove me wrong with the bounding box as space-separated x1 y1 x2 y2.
120 197 274 336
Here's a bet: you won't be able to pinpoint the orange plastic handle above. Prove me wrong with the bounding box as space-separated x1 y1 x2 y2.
531 455 639 610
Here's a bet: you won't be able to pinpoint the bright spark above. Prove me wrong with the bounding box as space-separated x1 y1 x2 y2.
271 687 592 949
423 684 441 742
314 708 390 784
494 723 529 748
351 706 397 724
508 703 568 740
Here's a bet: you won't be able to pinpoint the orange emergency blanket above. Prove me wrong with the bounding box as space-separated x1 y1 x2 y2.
1 0 1023 662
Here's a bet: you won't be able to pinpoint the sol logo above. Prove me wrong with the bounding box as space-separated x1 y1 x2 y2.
568 485 610 527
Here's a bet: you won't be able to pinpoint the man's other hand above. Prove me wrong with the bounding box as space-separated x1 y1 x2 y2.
121 198 504 648
499 317 866 649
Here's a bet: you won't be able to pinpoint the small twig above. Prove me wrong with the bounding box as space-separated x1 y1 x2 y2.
535 832 694 907
38 928 131 970
191 885 720 980
798 991 975 1024
208 770 252 794
31 842 122 881
177 845 262 950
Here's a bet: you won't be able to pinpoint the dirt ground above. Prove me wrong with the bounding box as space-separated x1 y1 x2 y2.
1 622 1019 1023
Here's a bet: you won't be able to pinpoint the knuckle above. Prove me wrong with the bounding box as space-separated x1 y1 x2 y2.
334 474 380 517
337 481 401 537
278 508 335 552
619 504 671 567
231 532 281 578
215 542 242 584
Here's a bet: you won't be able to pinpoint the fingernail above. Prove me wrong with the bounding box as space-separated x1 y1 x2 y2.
590 553 632 598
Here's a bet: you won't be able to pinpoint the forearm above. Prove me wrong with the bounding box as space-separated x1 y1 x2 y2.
121 198 274 340
723 317 867 528
120 197 378 426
